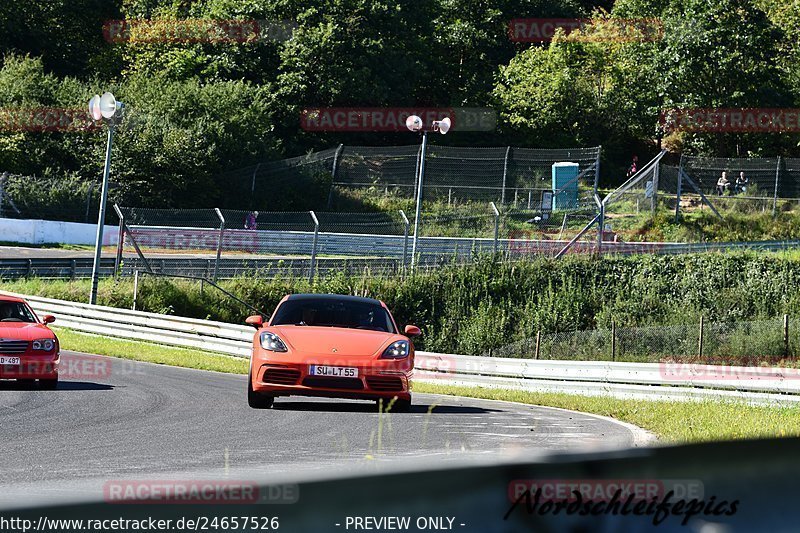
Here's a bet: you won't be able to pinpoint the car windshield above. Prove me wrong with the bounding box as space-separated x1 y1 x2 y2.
271 298 395 333
0 301 37 323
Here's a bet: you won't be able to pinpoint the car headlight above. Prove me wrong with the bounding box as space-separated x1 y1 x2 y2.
32 339 55 352
260 332 288 352
381 340 409 359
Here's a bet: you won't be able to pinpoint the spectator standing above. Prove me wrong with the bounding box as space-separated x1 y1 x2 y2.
626 155 639 177
244 211 259 230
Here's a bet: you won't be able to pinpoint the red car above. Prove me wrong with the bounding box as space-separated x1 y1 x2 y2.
246 294 420 411
0 295 59 389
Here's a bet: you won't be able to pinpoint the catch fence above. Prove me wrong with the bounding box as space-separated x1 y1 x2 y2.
659 155 800 217
327 144 601 206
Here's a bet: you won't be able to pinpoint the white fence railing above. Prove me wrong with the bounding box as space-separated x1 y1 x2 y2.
6 290 800 405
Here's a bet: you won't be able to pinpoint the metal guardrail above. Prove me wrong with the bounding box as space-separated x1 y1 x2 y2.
5 291 800 405
0 256 401 280
7 293 800 403
7 291 254 357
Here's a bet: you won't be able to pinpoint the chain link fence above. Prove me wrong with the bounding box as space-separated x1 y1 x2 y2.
492 316 795 364
115 203 606 279
0 172 110 223
326 144 601 207
660 155 800 217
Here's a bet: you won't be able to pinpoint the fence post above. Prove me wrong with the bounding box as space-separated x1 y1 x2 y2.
0 171 6 218
399 210 410 270
698 316 704 357
490 202 500 255
596 202 605 255
594 146 601 195
309 210 319 283
132 270 139 311
412 144 422 203
250 163 261 208
501 146 510 204
113 204 125 277
213 208 225 282
784 314 789 357
675 154 684 222
527 190 532 210
326 144 345 209
651 158 660 214
411 132 428 270
534 331 540 360
773 156 782 216
611 321 616 361
85 182 96 223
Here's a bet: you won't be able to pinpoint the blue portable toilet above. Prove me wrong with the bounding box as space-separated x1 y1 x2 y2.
552 162 580 210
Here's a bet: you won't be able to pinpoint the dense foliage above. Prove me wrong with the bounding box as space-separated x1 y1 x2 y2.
1 0 798 209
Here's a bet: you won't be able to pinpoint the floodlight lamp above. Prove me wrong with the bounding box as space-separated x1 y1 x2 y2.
99 92 118 119
88 95 102 121
433 117 451 134
405 115 423 132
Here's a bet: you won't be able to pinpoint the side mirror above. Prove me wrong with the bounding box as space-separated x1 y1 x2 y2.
42 315 56 325
245 315 263 328
404 325 421 337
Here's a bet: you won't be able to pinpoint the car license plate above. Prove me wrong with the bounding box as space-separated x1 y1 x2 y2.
0 356 20 365
309 365 358 378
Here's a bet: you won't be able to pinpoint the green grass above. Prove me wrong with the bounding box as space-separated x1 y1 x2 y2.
54 327 800 444
413 383 800 443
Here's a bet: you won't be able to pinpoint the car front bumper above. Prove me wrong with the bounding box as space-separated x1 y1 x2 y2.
252 358 413 401
0 353 59 380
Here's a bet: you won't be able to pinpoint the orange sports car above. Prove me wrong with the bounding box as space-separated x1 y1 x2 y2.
246 294 420 411
0 295 59 389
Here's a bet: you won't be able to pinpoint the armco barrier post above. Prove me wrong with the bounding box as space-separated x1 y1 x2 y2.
213 208 225 282
399 210 410 270
309 210 319 283
490 202 500 255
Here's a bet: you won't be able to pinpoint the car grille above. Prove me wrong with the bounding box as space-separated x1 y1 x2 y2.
302 377 364 390
0 340 28 355
262 368 301 386
366 376 404 392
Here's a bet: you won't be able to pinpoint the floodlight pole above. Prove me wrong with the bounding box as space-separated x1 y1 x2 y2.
410 130 428 269
89 120 116 305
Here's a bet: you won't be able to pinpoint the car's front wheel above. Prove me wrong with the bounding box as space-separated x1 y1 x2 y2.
247 371 274 409
39 377 58 390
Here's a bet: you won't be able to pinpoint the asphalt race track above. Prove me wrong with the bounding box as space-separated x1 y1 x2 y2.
0 351 651 508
